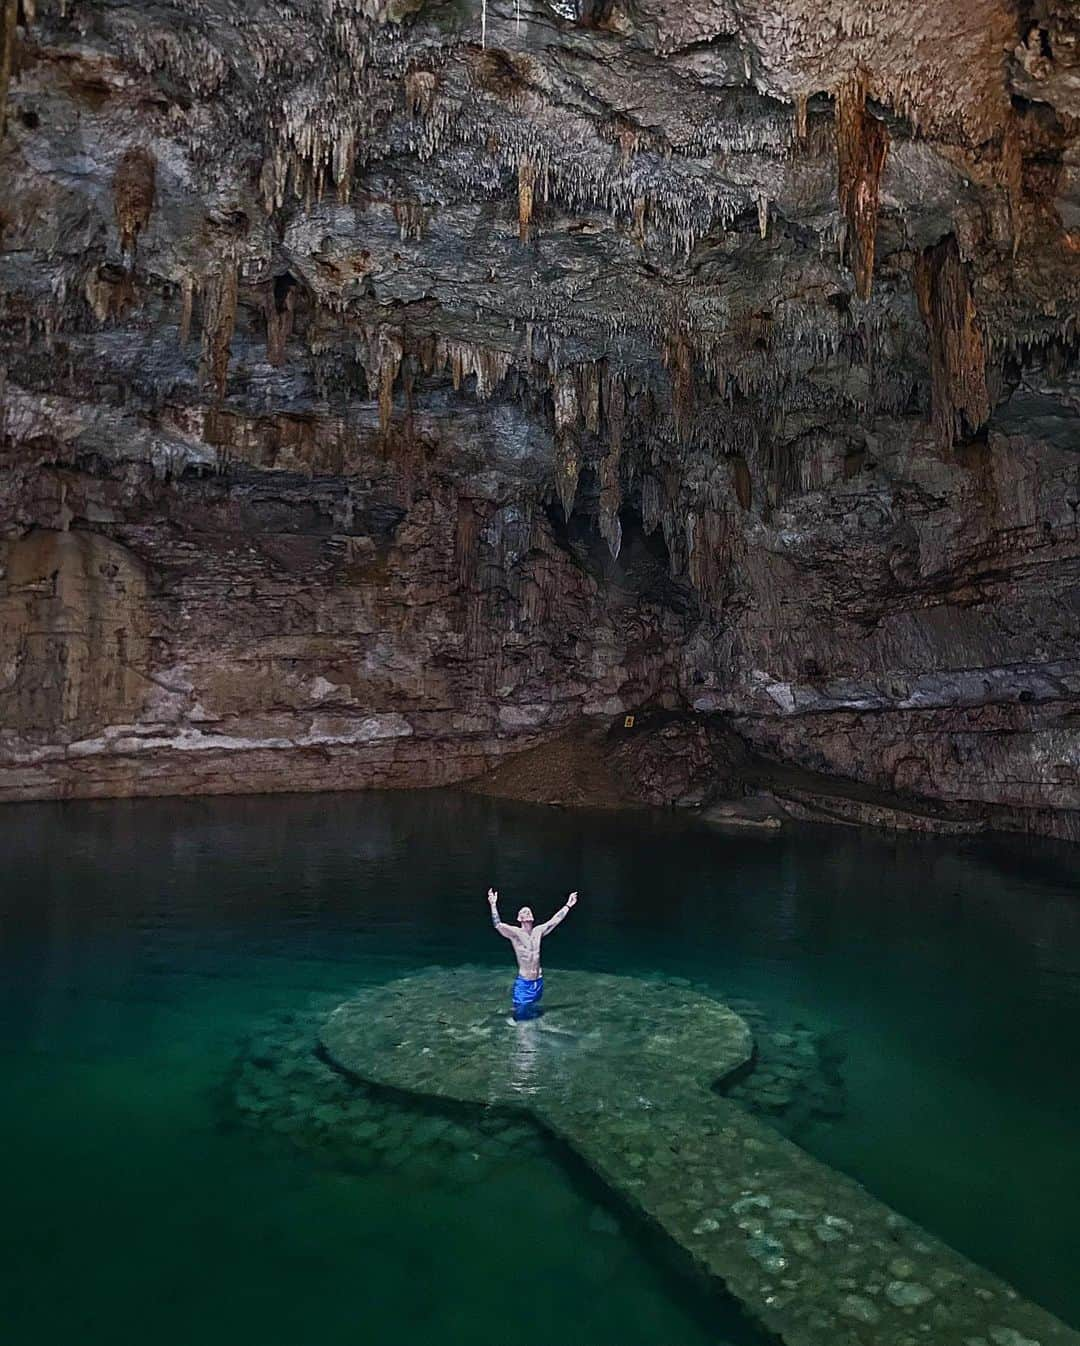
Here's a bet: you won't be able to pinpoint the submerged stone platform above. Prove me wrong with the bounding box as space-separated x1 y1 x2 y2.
322 969 1079 1346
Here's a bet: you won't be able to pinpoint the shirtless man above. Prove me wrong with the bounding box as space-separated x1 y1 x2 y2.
487 887 578 1020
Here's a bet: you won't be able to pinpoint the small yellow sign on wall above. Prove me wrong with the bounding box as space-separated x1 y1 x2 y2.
623 715 635 729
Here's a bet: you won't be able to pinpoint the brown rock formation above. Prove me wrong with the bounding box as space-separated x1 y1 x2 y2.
836 75 888 301
113 147 156 260
1 0 1079 839
915 235 991 447
0 529 150 736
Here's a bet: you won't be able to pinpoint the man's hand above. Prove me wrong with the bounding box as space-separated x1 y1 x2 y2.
536 891 576 936
489 888 513 940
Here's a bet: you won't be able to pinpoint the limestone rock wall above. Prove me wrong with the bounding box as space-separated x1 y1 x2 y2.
0 529 151 737
1 0 1079 836
0 413 680 800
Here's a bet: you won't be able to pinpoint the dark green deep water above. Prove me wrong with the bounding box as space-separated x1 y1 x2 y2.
1 790 1079 1346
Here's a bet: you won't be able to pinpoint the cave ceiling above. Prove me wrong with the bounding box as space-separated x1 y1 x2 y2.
4 0 1077 487
2 0 1080 831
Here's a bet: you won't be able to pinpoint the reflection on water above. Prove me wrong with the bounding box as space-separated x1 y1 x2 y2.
504 1006 595 1098
1 789 1079 1343
508 1018 542 1095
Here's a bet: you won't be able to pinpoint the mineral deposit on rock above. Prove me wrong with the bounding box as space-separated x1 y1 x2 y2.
1 0 1079 837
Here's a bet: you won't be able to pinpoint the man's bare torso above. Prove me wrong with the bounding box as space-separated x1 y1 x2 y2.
506 925 544 980
487 888 577 978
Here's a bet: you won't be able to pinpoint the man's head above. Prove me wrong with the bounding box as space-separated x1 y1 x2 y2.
517 906 534 928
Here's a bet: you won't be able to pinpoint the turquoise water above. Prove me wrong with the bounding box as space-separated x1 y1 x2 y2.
1 790 1079 1344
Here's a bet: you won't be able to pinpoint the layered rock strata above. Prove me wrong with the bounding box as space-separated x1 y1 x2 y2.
1 1 1079 835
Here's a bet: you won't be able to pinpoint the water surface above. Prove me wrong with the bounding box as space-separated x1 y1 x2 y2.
2 790 1078 1343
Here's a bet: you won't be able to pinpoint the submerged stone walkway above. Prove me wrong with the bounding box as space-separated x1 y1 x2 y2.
321 968 1079 1346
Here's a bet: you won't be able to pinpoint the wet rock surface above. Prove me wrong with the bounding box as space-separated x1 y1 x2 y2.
229 975 847 1165
719 999 848 1137
2 1 1080 836
228 994 553 1183
313 967 1080 1346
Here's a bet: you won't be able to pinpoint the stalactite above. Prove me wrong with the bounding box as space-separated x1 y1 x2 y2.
397 355 420 474
757 193 769 240
615 123 641 164
434 337 512 399
686 510 726 604
265 274 298 366
404 70 438 118
641 474 662 536
553 367 579 437
178 276 195 349
386 70 772 259
517 156 535 242
373 327 403 433
599 371 624 559
200 260 238 402
663 333 694 442
794 93 809 147
259 151 287 217
1 0 17 141
598 480 622 562
113 148 157 260
836 75 888 302
761 424 801 511
392 199 427 241
604 369 625 459
914 235 990 448
553 369 580 520
554 435 579 522
332 126 356 204
578 362 600 434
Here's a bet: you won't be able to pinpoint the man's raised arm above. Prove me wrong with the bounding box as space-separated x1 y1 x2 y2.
487 888 515 939
537 891 578 936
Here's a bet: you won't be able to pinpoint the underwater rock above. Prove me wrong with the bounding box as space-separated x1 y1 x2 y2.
989 1329 1042 1346
226 996 554 1185
316 967 1080 1346
838 1295 881 1325
887 1280 935 1308
718 1005 849 1138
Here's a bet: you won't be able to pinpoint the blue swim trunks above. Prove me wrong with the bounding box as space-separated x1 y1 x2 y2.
511 974 544 1021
